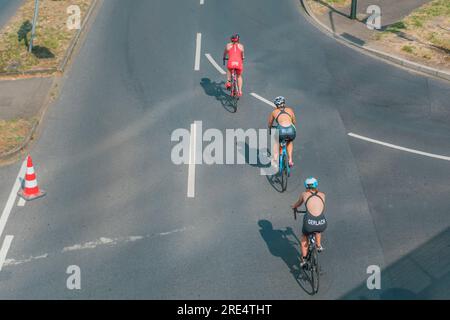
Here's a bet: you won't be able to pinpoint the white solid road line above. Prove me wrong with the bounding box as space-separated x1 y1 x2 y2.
348 133 450 161
187 122 197 198
205 53 226 75
250 93 275 108
0 235 14 271
0 159 27 239
194 33 202 71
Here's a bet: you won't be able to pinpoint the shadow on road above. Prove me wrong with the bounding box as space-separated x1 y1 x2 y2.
241 144 284 193
243 143 270 169
200 78 236 113
258 220 315 294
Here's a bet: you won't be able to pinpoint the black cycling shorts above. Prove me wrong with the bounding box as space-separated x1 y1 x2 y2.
302 214 327 235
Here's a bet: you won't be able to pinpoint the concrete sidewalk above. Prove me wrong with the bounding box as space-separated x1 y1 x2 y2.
304 0 450 77
0 76 53 121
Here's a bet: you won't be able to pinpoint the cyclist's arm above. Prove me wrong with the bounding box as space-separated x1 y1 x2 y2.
268 112 275 128
241 44 245 60
291 193 305 209
223 45 229 61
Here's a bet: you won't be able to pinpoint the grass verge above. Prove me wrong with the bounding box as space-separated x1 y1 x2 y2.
376 0 450 69
0 0 93 74
0 118 35 154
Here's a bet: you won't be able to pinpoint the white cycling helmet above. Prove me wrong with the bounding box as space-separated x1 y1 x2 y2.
304 177 318 189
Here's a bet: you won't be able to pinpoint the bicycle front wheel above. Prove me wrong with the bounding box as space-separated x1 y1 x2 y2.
310 248 320 294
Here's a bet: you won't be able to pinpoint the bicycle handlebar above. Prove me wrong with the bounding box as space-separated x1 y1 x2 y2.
292 208 306 220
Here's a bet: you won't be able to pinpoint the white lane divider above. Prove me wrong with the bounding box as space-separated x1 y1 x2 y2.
0 159 27 239
200 0 205 5
187 122 198 198
194 33 202 71
250 93 275 108
205 53 226 75
348 133 450 162
0 235 14 271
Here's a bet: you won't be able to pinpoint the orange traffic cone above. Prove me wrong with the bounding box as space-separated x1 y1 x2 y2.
17 155 46 201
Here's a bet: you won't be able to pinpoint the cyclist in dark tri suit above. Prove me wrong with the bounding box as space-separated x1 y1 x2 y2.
267 96 296 167
291 177 327 267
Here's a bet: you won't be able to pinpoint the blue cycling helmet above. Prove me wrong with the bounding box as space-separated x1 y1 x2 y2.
304 177 318 189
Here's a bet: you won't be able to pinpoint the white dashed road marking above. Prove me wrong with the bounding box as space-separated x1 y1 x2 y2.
250 93 275 108
187 122 198 198
205 53 226 75
348 132 450 162
17 198 26 207
194 33 202 71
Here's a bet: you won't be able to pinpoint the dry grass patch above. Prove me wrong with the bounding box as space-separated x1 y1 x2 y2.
0 118 35 154
307 0 352 15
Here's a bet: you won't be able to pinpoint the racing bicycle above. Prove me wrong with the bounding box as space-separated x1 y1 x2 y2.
293 208 320 294
270 126 291 192
223 58 239 111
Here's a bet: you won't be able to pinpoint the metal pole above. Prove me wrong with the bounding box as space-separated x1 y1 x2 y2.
350 0 357 20
28 0 40 53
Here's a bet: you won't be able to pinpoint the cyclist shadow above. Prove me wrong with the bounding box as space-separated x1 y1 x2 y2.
200 78 236 113
258 221 301 279
261 149 284 193
243 145 285 192
258 219 317 295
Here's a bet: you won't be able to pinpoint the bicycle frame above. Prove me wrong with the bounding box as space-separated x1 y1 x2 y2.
278 140 290 176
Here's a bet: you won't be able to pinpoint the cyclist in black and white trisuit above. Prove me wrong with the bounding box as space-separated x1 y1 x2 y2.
267 96 296 167
292 177 327 267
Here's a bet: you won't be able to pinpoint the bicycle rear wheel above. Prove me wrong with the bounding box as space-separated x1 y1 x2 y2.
231 71 238 110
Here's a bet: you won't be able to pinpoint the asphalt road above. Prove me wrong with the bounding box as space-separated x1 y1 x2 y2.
0 0 449 299
0 0 24 29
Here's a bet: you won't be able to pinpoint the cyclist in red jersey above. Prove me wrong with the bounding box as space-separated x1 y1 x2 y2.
223 34 245 97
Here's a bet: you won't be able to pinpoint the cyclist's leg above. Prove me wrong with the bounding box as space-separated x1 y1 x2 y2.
286 126 296 167
287 141 294 167
315 233 322 247
237 68 243 95
226 69 232 88
300 234 308 259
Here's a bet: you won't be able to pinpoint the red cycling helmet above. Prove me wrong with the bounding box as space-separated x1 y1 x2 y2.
231 34 240 43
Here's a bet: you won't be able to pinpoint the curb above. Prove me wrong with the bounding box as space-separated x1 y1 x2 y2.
300 0 450 82
0 0 100 162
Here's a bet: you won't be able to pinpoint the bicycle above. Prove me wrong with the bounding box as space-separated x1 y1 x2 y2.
223 58 240 110
270 126 291 192
293 208 320 294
